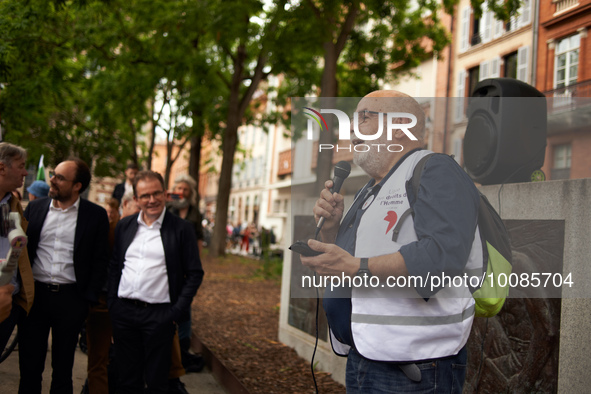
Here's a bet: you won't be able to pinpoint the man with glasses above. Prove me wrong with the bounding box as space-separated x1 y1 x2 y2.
301 91 481 393
108 170 203 392
18 158 110 393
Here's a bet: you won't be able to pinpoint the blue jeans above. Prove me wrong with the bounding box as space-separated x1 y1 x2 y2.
346 346 467 393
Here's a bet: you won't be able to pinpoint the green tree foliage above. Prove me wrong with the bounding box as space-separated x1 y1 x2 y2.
0 0 519 257
0 0 139 175
271 0 519 187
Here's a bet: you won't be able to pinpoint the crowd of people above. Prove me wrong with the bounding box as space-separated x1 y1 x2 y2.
225 222 276 257
0 143 205 394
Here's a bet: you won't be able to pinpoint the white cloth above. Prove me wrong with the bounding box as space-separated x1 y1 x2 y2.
32 198 80 284
117 208 170 304
124 181 133 197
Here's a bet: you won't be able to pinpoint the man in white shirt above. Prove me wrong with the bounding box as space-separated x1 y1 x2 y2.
19 157 110 393
108 170 203 393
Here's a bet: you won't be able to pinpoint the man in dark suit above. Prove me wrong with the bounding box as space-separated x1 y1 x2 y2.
19 158 110 394
112 162 138 203
108 170 203 393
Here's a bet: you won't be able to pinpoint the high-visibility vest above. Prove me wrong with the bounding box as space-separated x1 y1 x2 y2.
329 150 482 362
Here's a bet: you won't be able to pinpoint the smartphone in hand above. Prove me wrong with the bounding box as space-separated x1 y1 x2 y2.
289 240 323 257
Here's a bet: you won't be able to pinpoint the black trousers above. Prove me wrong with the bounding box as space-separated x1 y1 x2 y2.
0 301 22 352
18 282 88 394
110 298 175 394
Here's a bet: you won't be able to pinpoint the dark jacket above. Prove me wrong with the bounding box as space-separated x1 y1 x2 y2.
24 197 110 303
166 204 204 241
108 210 204 322
112 182 125 203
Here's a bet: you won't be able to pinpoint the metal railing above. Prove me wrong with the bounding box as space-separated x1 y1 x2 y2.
544 79 591 113
555 0 578 13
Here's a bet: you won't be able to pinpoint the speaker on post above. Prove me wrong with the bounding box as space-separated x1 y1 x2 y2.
463 78 547 185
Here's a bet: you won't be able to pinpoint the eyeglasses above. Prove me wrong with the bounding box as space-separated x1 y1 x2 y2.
353 110 382 124
49 171 75 183
137 190 165 202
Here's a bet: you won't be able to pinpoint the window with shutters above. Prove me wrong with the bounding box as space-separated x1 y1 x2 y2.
455 70 467 123
479 61 490 81
507 0 531 32
481 6 493 43
230 198 236 221
517 46 530 83
460 7 471 52
504 52 518 79
468 66 480 96
478 58 500 81
553 34 579 107
273 199 281 213
493 15 504 38
490 57 501 78
552 144 571 180
471 16 482 46
554 34 580 89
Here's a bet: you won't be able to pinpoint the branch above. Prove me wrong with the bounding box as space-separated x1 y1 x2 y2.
238 0 286 116
171 137 190 163
90 44 117 62
217 70 232 89
154 80 173 124
221 43 238 65
335 1 359 55
304 0 322 21
238 50 266 116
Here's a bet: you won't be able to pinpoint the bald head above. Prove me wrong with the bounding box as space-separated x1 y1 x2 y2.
357 90 426 141
351 90 427 182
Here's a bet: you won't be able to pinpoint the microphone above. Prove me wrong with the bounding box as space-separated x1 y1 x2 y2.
314 161 351 239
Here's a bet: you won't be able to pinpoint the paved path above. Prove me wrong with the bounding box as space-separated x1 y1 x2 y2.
0 336 227 394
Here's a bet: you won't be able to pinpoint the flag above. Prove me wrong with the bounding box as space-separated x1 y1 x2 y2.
36 155 45 181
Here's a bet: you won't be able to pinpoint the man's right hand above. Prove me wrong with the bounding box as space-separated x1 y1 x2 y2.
0 284 15 323
312 180 345 243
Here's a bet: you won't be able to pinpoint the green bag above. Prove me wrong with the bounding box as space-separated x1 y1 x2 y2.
408 153 512 318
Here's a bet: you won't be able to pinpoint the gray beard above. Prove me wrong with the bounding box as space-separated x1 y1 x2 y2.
170 198 190 210
354 150 390 179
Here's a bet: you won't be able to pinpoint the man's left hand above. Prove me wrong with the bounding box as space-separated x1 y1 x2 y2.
300 240 358 277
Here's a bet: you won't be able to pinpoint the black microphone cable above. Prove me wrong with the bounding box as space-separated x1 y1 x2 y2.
309 161 351 394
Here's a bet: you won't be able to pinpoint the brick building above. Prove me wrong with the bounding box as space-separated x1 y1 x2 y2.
537 0 591 180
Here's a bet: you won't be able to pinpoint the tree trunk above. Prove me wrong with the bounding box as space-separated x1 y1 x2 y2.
189 131 203 210
164 156 173 190
146 98 157 170
315 42 339 191
209 116 239 258
209 43 247 258
129 119 139 166
312 2 358 190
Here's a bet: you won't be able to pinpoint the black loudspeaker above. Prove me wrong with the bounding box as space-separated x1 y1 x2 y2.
463 78 547 185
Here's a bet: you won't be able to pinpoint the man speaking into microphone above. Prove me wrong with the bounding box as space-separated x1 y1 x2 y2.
300 91 481 393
